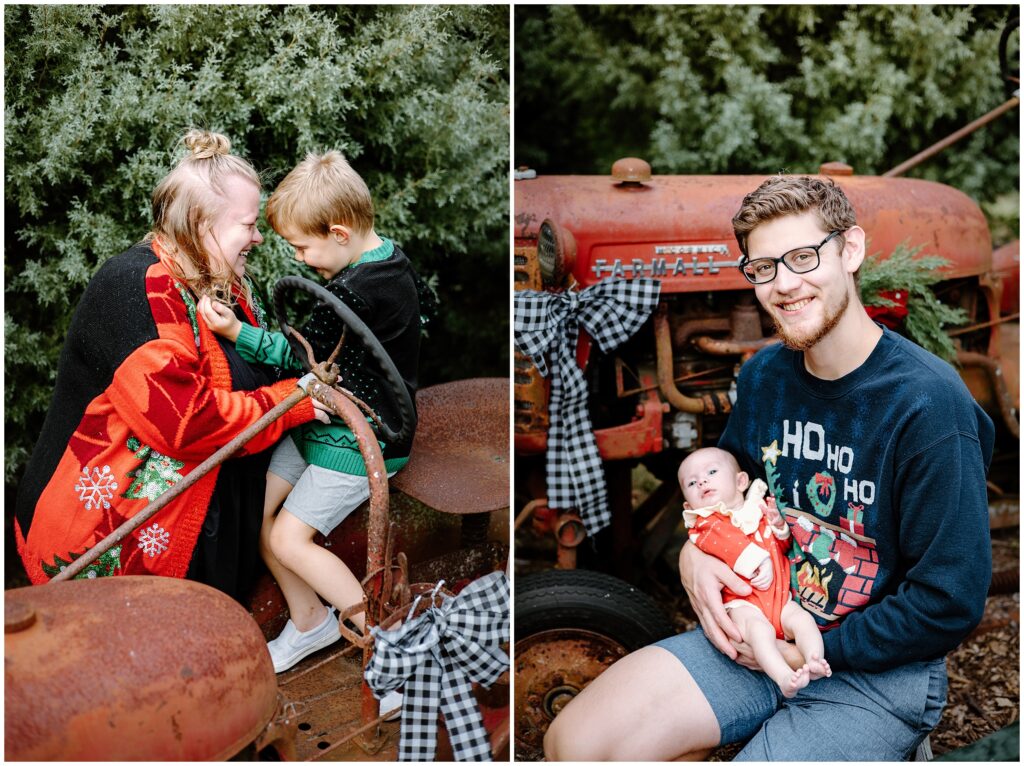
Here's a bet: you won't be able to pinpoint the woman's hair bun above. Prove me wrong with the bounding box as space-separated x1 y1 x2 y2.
182 129 231 159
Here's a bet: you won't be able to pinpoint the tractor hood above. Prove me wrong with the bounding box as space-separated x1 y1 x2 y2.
514 172 992 292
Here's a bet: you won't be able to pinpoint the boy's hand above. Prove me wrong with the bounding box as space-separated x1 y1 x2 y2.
197 295 242 342
749 558 773 591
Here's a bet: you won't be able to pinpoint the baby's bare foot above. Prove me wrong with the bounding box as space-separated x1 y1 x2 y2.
807 656 832 681
780 664 810 698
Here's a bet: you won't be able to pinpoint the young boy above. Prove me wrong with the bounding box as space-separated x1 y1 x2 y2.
197 151 423 678
679 447 831 697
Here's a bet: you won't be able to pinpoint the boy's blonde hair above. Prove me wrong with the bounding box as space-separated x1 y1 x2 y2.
147 129 261 303
266 150 374 236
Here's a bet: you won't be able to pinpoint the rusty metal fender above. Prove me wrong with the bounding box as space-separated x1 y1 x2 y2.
5 576 280 761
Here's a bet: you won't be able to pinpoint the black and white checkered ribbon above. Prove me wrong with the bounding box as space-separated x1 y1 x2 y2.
365 571 510 762
514 279 661 535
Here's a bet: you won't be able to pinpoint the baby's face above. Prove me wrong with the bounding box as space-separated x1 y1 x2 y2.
678 451 746 509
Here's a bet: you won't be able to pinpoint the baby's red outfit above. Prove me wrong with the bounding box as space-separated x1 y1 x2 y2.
684 480 793 639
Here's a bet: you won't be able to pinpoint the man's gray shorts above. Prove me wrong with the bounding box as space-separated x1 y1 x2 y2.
653 628 947 760
268 437 395 537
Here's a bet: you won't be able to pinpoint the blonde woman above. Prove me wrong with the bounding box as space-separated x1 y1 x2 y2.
15 130 328 599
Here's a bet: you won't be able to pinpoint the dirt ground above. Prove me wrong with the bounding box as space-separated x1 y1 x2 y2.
928 528 1019 758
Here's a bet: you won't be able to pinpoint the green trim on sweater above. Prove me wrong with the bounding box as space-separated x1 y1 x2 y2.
290 429 408 476
349 236 393 269
236 322 303 371
235 307 391 475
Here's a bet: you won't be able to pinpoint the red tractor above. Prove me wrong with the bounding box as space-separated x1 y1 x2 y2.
512 159 1019 757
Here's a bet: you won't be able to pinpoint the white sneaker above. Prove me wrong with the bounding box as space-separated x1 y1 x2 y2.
379 689 403 721
267 608 341 673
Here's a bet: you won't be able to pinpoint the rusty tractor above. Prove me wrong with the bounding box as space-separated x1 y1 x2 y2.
5 277 510 761
512 156 1019 755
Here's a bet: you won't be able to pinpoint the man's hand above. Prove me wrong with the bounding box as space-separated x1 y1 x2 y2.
197 295 242 342
749 558 773 591
733 637 805 672
679 542 752 660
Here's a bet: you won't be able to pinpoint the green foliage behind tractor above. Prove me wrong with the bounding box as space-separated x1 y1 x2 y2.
4 4 509 484
515 4 1018 236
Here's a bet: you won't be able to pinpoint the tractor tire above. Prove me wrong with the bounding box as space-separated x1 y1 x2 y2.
515 569 675 648
513 570 678 760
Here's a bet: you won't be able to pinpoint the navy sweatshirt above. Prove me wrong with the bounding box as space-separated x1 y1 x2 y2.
719 326 994 673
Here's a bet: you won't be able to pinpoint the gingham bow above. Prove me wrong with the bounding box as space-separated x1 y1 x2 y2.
365 572 510 762
514 278 661 534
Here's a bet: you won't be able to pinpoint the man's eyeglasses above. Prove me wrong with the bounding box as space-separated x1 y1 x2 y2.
739 230 843 285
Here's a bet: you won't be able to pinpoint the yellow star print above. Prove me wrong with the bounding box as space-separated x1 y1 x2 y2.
762 439 782 466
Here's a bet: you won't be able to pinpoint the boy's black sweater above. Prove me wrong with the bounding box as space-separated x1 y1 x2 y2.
238 240 422 471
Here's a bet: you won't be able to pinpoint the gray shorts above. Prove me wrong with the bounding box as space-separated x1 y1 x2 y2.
267 436 395 537
652 628 947 760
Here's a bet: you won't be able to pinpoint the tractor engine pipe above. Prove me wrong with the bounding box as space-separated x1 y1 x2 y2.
654 304 707 414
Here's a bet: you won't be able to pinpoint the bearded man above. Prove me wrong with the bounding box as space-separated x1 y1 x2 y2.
544 176 994 761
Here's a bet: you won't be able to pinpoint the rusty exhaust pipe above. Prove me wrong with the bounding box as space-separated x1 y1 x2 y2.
654 304 707 414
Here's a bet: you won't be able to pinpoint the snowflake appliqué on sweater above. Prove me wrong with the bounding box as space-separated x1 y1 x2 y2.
122 436 185 500
137 523 171 557
75 465 119 510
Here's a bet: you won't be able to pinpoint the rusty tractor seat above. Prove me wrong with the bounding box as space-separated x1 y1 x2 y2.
390 378 509 515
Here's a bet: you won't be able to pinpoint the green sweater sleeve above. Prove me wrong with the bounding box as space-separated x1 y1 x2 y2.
235 323 304 371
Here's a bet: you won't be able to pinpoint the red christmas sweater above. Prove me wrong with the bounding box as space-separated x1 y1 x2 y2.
15 240 315 582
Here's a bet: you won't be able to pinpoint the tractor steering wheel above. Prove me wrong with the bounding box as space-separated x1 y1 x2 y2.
273 275 416 447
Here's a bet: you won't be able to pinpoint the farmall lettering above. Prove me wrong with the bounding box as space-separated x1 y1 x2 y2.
591 244 740 279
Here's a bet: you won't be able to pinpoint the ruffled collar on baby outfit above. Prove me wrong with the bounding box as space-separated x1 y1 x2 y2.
682 478 768 536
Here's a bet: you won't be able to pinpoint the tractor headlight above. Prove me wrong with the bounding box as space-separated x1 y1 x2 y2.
537 219 577 287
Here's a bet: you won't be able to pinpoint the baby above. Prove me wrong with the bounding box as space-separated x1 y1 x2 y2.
679 447 831 697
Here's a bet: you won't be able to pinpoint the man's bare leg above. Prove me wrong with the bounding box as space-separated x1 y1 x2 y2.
781 600 831 680
731 606 809 698
543 645 719 761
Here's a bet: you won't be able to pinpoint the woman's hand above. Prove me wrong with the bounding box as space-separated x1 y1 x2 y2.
310 398 333 424
197 295 242 342
679 542 751 660
296 373 335 425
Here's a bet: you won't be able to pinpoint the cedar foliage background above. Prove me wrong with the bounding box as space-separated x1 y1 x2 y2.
4 5 509 484
515 5 1018 241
